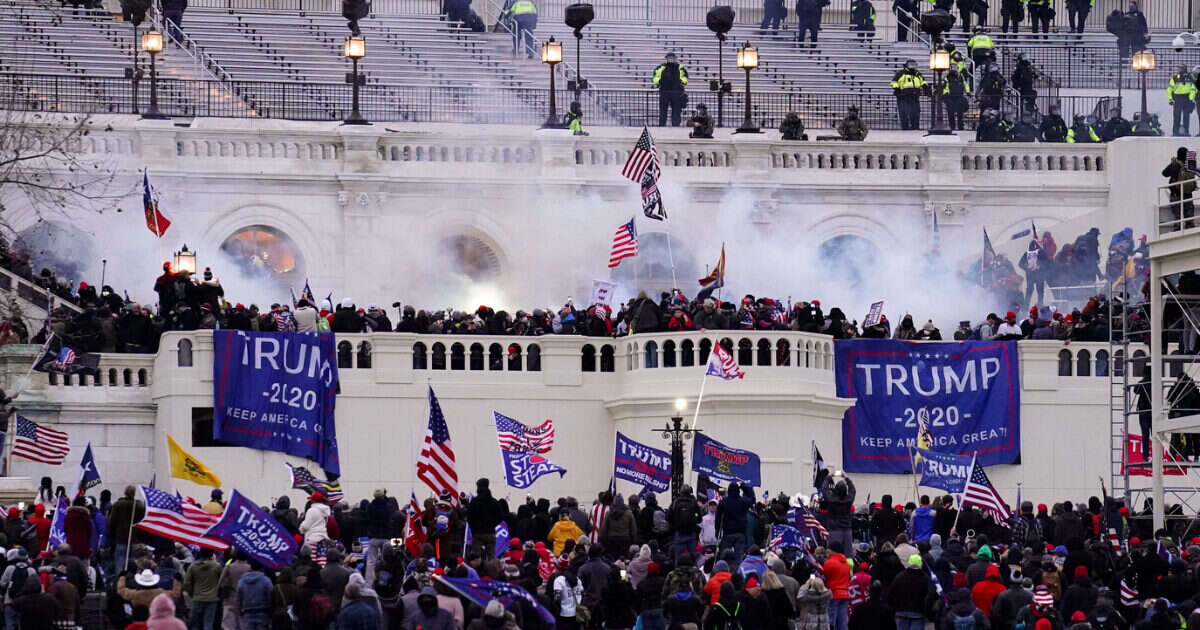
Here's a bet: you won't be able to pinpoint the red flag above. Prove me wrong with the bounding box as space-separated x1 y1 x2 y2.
143 171 170 237
1123 435 1186 476
404 491 426 557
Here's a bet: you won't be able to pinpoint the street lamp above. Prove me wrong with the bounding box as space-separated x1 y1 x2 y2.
565 3 593 102
735 42 761 134
173 244 197 275
1132 49 1157 136
706 6 734 128
927 47 952 135
652 401 702 500
343 35 368 125
140 30 166 120
541 37 563 128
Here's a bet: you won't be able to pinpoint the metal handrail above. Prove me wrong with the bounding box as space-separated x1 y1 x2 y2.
150 2 237 84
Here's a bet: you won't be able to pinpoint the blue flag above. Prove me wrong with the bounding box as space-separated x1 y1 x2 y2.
613 432 672 494
691 433 761 486
768 524 805 552
203 489 298 569
212 331 341 475
436 576 556 626
495 522 509 559
77 443 101 494
46 497 68 551
916 448 974 494
464 523 472 549
500 449 567 489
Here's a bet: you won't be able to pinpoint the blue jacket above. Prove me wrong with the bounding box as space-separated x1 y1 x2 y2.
236 571 272 614
338 599 380 630
911 506 935 542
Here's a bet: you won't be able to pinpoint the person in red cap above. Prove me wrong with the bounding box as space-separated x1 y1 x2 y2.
1021 306 1040 338
1061 565 1098 621
995 311 1023 339
1067 611 1091 630
299 491 331 549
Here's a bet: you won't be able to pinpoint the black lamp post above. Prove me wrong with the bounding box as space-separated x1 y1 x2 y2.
141 30 166 119
343 35 369 125
651 398 701 500
735 42 761 133
927 47 952 135
706 6 734 128
1132 49 1157 135
541 37 563 128
565 4 593 103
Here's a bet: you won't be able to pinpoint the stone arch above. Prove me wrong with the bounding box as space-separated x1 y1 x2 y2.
202 203 326 287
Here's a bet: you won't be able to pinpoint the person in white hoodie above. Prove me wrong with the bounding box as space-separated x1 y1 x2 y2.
293 300 320 333
699 498 719 547
299 492 331 549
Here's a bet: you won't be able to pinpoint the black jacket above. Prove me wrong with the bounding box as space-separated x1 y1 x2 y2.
162 0 188 11
885 567 931 615
366 496 394 539
467 488 505 533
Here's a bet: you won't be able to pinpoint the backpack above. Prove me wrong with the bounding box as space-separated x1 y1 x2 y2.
653 510 670 534
953 612 977 630
715 602 743 630
6 564 28 599
307 593 336 626
1105 9 1122 34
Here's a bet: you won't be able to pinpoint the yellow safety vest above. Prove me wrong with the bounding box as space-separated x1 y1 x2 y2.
891 71 927 90
1168 74 1197 103
968 34 994 50
510 0 536 15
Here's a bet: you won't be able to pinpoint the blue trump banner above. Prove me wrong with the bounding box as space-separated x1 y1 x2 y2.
436 576 556 626
768 524 806 552
204 489 298 569
691 433 762 487
501 449 567 489
213 331 341 475
494 522 509 559
835 339 1021 474
614 432 672 494
916 448 974 494
46 497 68 551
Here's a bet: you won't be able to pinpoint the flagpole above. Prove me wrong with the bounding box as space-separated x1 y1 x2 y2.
663 225 678 291
951 452 977 536
689 370 709 431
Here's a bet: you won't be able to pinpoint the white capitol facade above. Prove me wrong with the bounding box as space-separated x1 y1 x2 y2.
0 114 1182 506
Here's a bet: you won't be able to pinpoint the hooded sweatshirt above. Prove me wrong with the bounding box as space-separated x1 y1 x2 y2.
911 505 936 542
300 502 331 547
971 565 1006 616
147 593 187 630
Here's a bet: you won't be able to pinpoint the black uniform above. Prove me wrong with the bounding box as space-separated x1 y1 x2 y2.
892 0 919 41
977 65 1005 111
957 0 975 32
944 70 970 130
1040 112 1068 141
1001 0 1023 31
796 0 829 43
1066 0 1090 32
761 0 787 30
653 59 688 127
1011 58 1037 112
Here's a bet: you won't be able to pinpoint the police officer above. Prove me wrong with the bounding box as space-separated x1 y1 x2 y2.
1039 104 1067 141
891 59 927 130
977 62 1005 112
796 0 830 44
850 0 876 38
1067 114 1101 143
1011 53 1037 114
503 0 537 57
687 104 714 138
1067 0 1091 33
1001 0 1024 32
1169 65 1197 136
892 0 919 41
564 101 587 135
976 108 1008 142
966 26 994 67
761 0 787 33
1099 108 1132 141
957 0 976 32
780 111 808 140
654 52 689 127
1027 0 1051 34
943 66 970 130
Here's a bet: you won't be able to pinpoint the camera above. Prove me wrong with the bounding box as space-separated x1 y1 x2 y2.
1176 34 1187 51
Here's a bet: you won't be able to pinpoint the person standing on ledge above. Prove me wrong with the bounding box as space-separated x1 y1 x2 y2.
653 53 689 127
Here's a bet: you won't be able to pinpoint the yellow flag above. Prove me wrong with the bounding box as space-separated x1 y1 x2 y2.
167 434 222 488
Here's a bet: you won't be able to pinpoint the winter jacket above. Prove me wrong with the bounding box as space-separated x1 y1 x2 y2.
300 503 331 547
598 501 638 550
971 566 1006 616
911 506 936 542
271 497 300 535
183 558 221 603
63 506 93 559
823 553 852 600
886 566 931 615
236 571 272 614
294 306 320 332
797 583 833 630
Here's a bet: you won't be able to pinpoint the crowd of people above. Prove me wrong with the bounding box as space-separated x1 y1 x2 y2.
8 469 1200 630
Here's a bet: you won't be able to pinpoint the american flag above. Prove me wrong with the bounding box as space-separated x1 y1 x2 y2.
53 347 76 371
12 416 69 465
493 413 555 453
608 218 639 269
403 491 426 557
417 387 458 500
706 343 745 380
136 486 228 551
285 463 344 504
310 539 328 568
621 127 661 183
791 505 828 540
1120 578 1139 606
962 459 1011 523
768 525 804 552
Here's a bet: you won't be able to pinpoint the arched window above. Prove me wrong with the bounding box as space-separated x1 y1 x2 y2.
337 341 353 369
645 341 658 368
777 339 791 366
1096 350 1109 377
681 340 695 367
62 374 70 386
108 368 118 386
507 344 523 371
123 369 132 386
663 340 677 368
450 343 466 371
1113 349 1125 377
756 339 772 366
600 345 615 372
470 343 484 371
737 339 753 365
357 342 372 369
177 338 193 367
582 344 597 372
137 369 148 386
626 344 635 371
1076 349 1091 376
699 339 713 364
413 342 428 370
527 344 541 372
431 342 446 370
489 344 504 371
78 374 88 386
1057 349 1073 376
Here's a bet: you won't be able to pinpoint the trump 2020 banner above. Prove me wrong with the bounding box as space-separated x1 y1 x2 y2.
614 432 671 494
835 339 1020 474
691 433 762 487
916 448 973 494
204 489 298 569
213 331 341 475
